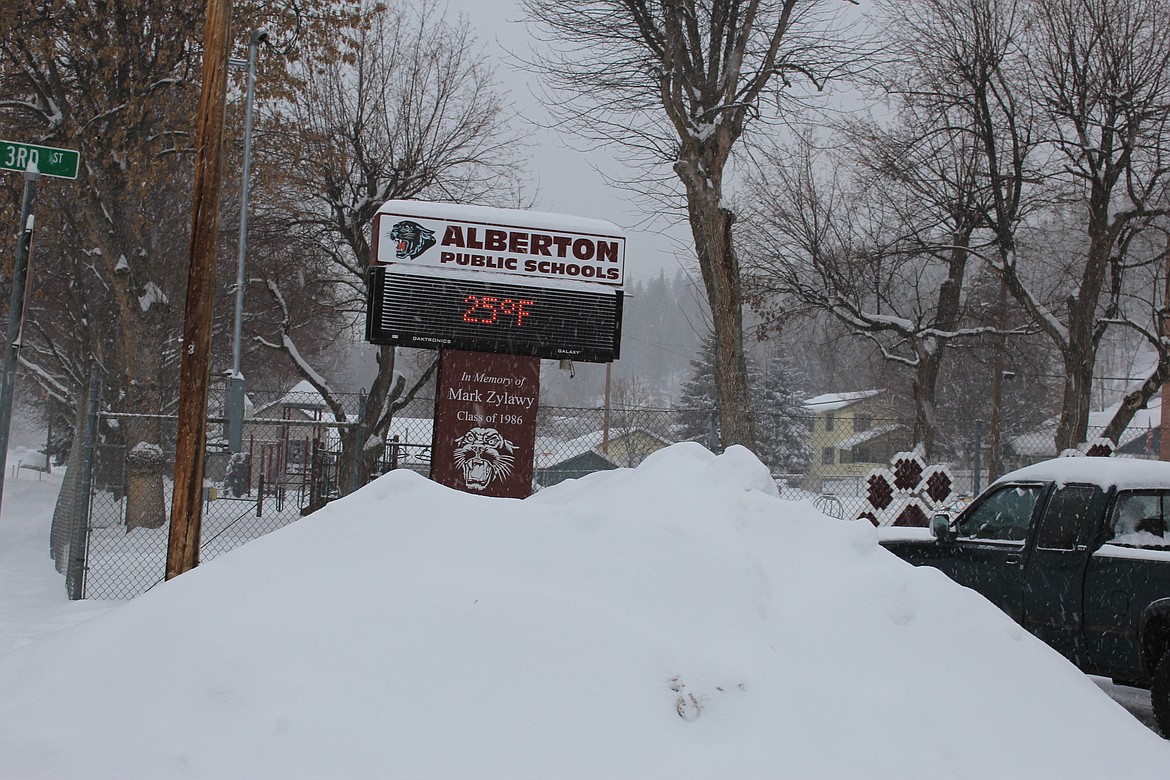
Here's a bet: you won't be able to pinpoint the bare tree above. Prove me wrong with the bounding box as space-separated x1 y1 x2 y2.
0 1 356 527
742 122 1032 458
1 0 205 529
877 0 1050 475
522 0 862 452
255 0 528 491
1022 0 1170 448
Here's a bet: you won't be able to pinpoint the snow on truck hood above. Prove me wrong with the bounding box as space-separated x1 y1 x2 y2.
1 443 1167 779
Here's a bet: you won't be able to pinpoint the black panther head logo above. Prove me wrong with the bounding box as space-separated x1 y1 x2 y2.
388 220 437 260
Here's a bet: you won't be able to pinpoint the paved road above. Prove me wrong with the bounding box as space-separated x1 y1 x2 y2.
1094 677 1161 736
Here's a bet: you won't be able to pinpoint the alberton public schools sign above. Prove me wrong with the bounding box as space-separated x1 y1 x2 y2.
372 201 625 286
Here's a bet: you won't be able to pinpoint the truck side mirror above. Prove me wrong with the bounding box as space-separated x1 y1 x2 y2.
930 512 956 542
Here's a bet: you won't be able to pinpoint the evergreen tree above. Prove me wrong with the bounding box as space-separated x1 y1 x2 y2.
754 354 813 475
675 336 812 474
675 335 721 448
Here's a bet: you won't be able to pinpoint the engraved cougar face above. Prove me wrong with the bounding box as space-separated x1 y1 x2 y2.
453 427 515 490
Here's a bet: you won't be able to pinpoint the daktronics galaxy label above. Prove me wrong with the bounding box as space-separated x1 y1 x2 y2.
372 204 626 286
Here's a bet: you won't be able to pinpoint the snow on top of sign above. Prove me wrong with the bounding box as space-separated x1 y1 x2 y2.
376 199 624 238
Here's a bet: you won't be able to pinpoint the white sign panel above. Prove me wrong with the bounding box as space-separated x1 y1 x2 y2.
372 201 625 286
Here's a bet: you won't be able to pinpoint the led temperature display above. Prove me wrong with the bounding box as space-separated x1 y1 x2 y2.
365 266 623 362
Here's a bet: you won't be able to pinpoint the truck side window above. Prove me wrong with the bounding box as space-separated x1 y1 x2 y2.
1109 492 1170 548
1036 484 1097 550
957 484 1043 542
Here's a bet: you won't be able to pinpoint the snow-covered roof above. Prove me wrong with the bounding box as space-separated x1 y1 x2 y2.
1010 397 1161 457
803 389 882 413
833 423 903 450
535 428 670 466
253 380 327 417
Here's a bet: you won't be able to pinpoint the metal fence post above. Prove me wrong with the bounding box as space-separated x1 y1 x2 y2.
351 391 367 494
66 366 101 600
973 419 984 496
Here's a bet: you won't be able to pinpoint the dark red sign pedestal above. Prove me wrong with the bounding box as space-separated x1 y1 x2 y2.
430 350 541 498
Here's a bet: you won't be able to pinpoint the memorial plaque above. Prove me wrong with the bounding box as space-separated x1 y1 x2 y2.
430 350 541 498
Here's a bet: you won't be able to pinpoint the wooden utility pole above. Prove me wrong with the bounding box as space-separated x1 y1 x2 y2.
166 0 233 579
1161 233 1170 461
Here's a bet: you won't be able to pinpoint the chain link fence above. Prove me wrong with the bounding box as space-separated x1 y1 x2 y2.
50 377 1163 600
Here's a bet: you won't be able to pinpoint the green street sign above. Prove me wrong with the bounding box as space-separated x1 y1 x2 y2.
0 139 80 179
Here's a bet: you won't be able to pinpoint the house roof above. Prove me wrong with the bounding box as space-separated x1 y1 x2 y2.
254 380 328 417
536 428 671 467
1011 396 1161 457
803 390 883 414
833 423 903 450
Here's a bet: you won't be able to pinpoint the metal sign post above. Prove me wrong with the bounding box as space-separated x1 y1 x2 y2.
0 140 81 520
0 163 40 520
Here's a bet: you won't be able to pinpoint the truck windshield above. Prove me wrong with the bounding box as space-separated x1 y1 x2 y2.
957 484 1043 542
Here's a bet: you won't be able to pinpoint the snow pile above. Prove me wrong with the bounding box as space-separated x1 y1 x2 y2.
1 443 1167 778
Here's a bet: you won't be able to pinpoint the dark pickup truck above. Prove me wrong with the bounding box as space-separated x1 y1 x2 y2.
879 457 1170 736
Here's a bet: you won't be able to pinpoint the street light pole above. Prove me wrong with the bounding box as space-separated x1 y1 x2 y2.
227 28 266 453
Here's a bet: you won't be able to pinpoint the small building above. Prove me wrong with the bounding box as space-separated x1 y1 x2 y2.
803 390 907 485
535 428 670 488
1008 397 1163 468
247 380 334 475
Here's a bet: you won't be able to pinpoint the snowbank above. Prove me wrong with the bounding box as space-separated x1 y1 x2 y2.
1 443 1166 778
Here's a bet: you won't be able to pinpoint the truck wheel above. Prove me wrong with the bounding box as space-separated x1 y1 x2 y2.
1155 652 1170 738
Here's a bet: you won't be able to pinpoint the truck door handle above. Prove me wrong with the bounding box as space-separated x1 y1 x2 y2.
1006 554 1020 565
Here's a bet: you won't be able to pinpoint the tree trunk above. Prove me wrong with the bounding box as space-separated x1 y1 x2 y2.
677 165 755 452
913 235 969 462
124 418 167 530
1101 356 1170 446
338 346 400 493
78 163 174 531
1054 350 1095 452
913 343 942 461
112 248 169 531
1054 208 1112 452
335 347 437 494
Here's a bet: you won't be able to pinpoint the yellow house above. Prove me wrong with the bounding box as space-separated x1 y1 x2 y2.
803 390 908 482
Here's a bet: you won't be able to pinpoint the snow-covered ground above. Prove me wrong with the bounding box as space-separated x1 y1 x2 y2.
0 460 116 657
1 443 1168 778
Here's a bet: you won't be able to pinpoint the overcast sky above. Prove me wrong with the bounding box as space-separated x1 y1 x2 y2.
440 0 695 285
